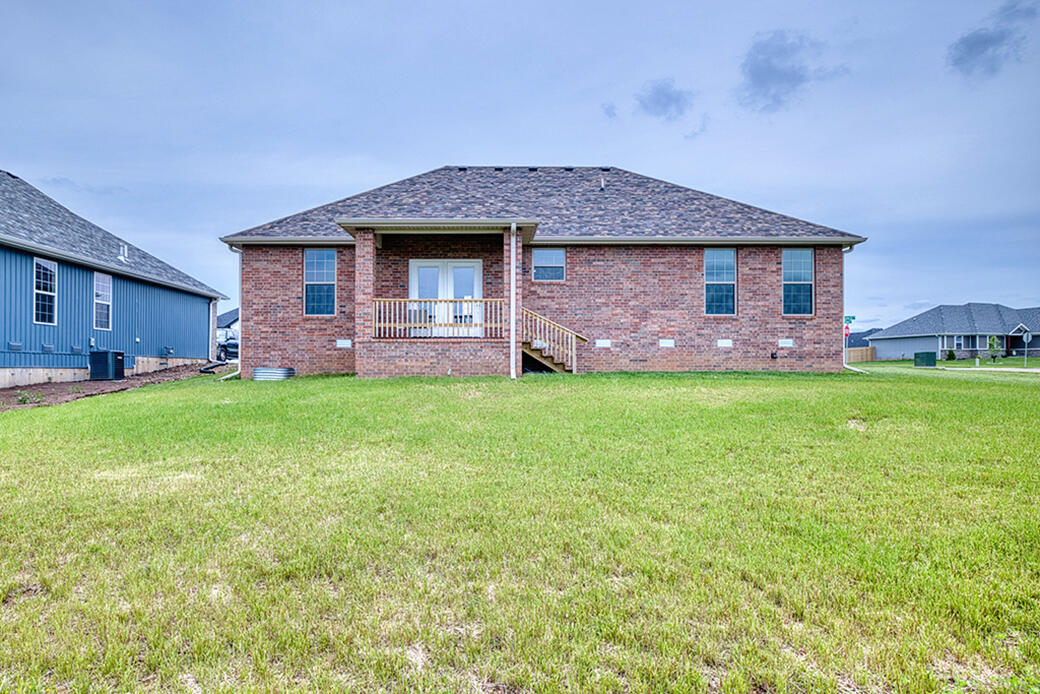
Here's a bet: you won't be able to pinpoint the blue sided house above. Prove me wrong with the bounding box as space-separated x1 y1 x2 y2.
1 170 225 387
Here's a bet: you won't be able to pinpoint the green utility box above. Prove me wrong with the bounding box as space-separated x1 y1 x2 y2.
914 351 937 367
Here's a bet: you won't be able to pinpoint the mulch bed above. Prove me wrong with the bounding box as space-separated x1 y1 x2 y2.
0 363 232 412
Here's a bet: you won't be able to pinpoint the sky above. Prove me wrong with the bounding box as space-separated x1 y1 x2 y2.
2 0 1038 331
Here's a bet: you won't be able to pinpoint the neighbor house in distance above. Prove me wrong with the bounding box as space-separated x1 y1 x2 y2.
847 328 880 348
868 303 1040 360
217 307 239 340
221 166 865 378
217 307 239 332
0 170 226 387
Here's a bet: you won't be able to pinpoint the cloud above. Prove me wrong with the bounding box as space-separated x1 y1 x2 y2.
601 102 618 119
737 30 848 112
995 0 1039 24
903 300 933 310
38 176 128 196
948 1 1037 77
634 78 694 121
683 114 710 140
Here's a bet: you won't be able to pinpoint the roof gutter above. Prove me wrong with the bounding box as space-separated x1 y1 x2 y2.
2 234 227 300
220 235 357 247
222 233 867 248
530 235 867 247
869 330 1023 341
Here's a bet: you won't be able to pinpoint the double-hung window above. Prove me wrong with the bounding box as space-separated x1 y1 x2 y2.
532 248 565 281
94 272 112 330
704 248 736 315
33 258 57 325
304 249 336 315
782 248 814 315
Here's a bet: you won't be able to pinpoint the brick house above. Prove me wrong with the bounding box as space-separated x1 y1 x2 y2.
220 166 865 378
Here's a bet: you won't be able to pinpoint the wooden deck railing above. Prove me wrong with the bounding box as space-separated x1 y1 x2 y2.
521 308 589 372
373 298 505 339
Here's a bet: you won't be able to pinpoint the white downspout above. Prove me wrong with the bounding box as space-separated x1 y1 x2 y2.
841 245 867 374
509 222 517 380
220 245 243 381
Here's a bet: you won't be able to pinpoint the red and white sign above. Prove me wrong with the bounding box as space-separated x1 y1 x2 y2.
844 325 850 338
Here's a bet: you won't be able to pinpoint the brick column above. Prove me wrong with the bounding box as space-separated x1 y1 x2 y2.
503 229 523 378
354 230 375 376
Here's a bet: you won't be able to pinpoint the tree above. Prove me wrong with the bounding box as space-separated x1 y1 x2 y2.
986 336 1001 363
946 349 956 361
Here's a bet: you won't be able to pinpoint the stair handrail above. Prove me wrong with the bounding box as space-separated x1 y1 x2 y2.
521 308 588 372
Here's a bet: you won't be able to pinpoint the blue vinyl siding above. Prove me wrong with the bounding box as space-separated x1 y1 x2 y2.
1 244 211 368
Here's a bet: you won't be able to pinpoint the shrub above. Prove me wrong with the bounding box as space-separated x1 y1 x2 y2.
946 349 956 361
15 391 44 405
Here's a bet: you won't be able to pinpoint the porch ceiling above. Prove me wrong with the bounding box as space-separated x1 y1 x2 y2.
334 217 539 245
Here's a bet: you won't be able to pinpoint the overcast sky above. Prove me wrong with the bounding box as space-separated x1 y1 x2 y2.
2 1 1037 330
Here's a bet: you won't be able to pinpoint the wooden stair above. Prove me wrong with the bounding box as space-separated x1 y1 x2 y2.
522 342 568 373
520 309 588 374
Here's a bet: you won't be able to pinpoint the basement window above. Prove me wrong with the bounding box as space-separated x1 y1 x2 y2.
532 248 566 281
304 249 336 316
94 272 112 330
33 258 57 325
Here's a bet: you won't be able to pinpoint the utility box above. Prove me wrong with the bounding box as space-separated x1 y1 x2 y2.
913 351 936 368
89 350 125 380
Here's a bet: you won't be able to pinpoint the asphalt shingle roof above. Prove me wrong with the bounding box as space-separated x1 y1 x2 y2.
869 303 1040 340
0 170 224 298
224 166 863 243
847 328 881 348
217 308 239 329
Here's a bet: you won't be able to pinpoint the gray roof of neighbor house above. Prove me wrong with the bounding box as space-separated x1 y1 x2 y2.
868 303 1040 340
0 170 225 299
847 328 881 348
217 308 239 329
222 166 865 245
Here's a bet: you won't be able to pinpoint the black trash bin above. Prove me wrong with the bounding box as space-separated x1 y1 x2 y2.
89 350 125 380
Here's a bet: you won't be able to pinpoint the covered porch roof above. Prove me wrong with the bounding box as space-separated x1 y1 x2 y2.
336 217 539 246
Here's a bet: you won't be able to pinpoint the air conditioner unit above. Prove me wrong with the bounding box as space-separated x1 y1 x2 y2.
89 350 125 380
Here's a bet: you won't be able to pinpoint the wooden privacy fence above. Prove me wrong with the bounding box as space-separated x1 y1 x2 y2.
846 346 875 363
373 298 505 339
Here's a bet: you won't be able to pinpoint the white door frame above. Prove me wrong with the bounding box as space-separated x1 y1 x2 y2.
408 259 483 337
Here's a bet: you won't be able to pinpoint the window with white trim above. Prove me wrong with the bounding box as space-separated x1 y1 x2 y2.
782 248 813 315
532 248 565 281
704 248 736 315
33 258 57 325
94 272 112 330
304 249 336 315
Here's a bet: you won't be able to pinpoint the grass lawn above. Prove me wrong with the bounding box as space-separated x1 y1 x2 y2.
1 369 1038 693
866 358 1040 370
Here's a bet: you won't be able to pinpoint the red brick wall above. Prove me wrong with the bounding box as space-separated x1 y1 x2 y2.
356 339 509 378
240 242 845 377
240 245 355 378
373 234 505 299
523 245 844 372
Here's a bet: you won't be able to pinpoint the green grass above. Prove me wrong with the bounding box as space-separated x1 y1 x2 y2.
940 356 1040 369
1 370 1038 693
870 358 1040 370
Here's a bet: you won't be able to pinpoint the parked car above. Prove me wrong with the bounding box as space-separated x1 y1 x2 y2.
216 329 239 362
